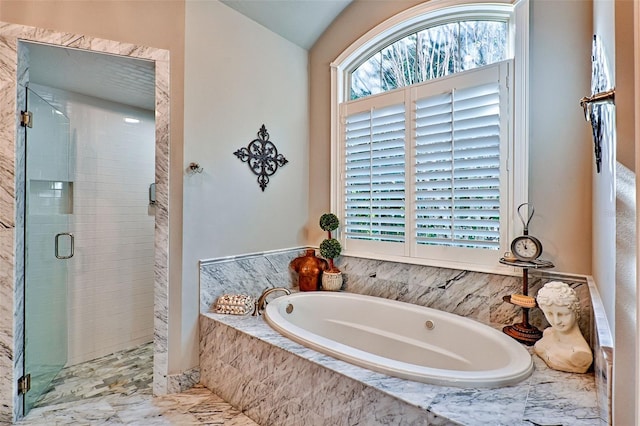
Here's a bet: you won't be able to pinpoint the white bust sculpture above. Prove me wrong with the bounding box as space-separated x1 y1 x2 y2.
534 281 593 373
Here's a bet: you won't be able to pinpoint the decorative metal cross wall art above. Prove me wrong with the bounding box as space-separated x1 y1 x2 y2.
234 124 289 191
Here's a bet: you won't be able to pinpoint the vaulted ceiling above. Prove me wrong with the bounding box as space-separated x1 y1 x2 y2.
220 0 352 49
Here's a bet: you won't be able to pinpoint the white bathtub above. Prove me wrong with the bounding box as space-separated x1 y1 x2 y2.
264 292 533 388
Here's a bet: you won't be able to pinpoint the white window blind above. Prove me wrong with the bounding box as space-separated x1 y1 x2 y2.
339 61 510 264
414 81 501 250
343 100 406 243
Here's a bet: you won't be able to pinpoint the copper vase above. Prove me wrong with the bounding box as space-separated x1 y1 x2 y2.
290 249 328 291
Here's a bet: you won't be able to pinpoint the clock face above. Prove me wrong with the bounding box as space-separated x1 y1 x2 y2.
511 236 543 261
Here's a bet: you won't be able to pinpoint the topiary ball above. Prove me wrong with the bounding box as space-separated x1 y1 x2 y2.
319 213 339 232
320 238 342 259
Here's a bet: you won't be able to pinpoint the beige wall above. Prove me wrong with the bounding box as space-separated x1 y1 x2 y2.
615 0 635 171
528 0 593 274
309 0 593 274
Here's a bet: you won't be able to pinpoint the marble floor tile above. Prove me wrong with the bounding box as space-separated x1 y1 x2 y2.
18 343 258 426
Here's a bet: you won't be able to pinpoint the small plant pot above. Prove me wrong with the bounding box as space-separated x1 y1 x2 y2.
322 271 343 291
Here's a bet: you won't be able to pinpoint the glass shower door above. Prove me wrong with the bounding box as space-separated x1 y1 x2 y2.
24 88 72 414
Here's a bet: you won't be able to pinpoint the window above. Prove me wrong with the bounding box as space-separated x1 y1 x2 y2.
332 1 528 272
351 20 508 100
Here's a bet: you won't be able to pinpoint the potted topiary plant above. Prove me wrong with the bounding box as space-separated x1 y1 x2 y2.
319 213 343 291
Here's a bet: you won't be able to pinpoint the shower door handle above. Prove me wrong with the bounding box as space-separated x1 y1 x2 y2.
55 232 74 259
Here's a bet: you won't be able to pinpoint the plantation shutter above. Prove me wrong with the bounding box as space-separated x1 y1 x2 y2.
414 67 503 250
343 99 406 243
338 61 509 262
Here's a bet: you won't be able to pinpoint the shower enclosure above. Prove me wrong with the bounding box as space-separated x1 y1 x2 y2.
20 42 157 417
23 87 72 413
0 27 171 422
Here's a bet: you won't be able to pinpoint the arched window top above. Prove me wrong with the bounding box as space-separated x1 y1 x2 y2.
332 1 516 101
350 19 509 100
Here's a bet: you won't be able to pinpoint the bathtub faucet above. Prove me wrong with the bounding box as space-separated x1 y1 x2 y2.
252 287 291 316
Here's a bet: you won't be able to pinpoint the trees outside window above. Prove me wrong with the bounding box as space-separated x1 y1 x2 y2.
351 21 507 100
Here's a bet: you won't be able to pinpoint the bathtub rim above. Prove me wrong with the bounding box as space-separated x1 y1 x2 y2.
264 291 534 388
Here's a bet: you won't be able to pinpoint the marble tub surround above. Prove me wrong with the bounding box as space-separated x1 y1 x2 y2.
335 256 593 346
0 22 171 422
199 251 609 423
199 247 306 313
200 312 601 425
337 257 611 422
198 247 594 330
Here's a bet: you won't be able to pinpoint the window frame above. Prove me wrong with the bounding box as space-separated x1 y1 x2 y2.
330 0 530 274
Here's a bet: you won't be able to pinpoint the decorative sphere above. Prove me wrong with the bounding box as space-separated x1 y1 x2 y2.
319 213 339 232
320 238 342 259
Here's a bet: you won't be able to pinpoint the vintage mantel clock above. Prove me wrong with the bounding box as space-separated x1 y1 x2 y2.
511 232 543 262
500 203 554 345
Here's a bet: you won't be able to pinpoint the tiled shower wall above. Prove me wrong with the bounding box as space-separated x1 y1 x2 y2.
29 84 155 365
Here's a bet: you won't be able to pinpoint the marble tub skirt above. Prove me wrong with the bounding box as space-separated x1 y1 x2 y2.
199 312 603 426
